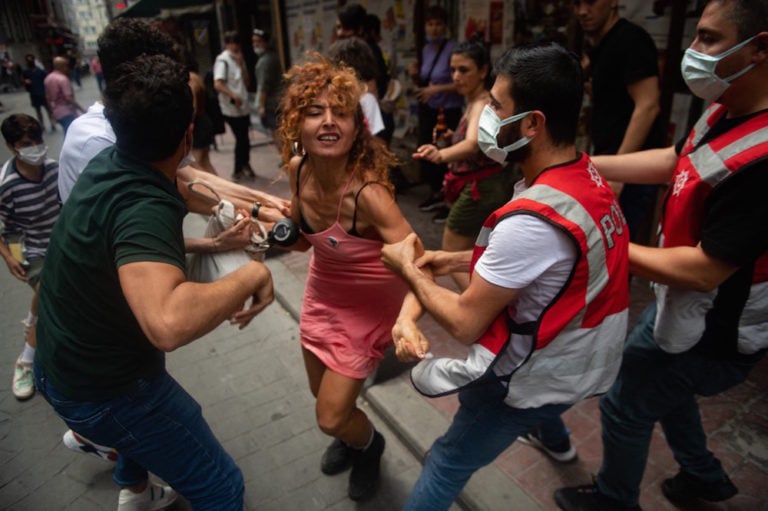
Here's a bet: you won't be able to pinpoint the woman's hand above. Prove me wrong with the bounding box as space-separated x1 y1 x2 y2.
392 317 429 362
414 84 439 103
412 144 444 164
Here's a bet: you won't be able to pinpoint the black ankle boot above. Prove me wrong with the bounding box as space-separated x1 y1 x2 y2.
348 431 385 501
321 438 353 475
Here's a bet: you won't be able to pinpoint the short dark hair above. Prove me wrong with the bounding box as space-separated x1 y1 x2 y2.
711 0 768 40
104 55 193 162
338 3 367 33
223 31 240 45
363 13 381 37
1 114 43 146
97 19 179 85
328 37 379 83
253 28 271 44
425 5 448 23
494 43 583 147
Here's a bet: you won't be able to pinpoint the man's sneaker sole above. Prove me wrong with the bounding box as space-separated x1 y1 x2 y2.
62 430 118 462
418 199 445 212
118 483 177 511
661 471 738 503
518 432 577 463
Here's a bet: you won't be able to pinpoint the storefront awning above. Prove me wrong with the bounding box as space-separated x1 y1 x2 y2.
118 0 213 19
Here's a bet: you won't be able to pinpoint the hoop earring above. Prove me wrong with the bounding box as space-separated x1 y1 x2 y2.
292 141 306 157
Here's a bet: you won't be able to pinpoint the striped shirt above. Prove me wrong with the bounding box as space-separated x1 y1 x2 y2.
0 158 61 259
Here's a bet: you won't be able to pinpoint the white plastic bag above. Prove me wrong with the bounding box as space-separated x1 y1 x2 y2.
186 181 269 283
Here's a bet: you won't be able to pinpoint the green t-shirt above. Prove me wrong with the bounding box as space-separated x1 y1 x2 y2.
36 146 187 401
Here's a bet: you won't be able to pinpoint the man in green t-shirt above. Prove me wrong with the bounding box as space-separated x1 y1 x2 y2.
35 54 273 511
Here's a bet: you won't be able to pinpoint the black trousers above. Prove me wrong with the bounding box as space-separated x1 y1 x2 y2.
223 114 251 173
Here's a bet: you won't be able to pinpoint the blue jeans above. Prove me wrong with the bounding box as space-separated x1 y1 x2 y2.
596 304 761 506
403 378 570 510
34 364 244 510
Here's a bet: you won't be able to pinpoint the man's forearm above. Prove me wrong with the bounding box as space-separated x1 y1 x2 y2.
214 81 238 102
169 264 269 346
400 262 475 343
617 103 660 155
184 237 216 253
593 146 677 185
629 243 737 292
124 261 271 351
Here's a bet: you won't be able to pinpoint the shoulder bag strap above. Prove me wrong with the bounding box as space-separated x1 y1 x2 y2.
423 39 448 85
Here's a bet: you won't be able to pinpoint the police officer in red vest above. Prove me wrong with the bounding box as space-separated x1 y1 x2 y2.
382 43 630 510
555 1 768 509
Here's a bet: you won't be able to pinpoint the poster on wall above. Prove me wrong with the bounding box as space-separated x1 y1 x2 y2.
463 1 488 40
284 0 336 65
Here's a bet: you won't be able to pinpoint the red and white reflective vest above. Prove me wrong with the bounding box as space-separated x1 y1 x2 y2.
654 103 768 355
411 154 630 408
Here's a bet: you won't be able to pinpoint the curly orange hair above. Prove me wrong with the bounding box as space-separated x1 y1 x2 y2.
278 52 397 191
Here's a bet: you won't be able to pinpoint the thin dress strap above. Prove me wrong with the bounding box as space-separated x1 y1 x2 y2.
334 167 357 224
351 181 389 236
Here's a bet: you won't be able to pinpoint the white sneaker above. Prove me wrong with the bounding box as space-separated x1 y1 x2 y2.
62 429 118 462
118 483 177 511
518 430 577 463
12 358 34 400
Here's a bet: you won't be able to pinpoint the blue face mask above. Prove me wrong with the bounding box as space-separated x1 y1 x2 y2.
477 105 533 164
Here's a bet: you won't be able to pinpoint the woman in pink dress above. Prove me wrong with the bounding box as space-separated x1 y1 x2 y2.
278 54 419 501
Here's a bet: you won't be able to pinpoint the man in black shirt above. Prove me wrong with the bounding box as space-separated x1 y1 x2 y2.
577 0 665 241
556 0 768 509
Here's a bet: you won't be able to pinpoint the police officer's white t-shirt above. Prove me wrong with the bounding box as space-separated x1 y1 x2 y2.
474 179 577 325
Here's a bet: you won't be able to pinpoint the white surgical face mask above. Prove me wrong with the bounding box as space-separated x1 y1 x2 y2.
17 144 47 166
477 105 532 164
253 46 265 56
681 35 757 103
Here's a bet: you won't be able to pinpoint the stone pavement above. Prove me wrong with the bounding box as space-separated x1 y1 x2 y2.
2 74 768 510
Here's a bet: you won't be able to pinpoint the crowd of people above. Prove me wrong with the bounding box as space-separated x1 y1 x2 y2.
0 0 766 510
